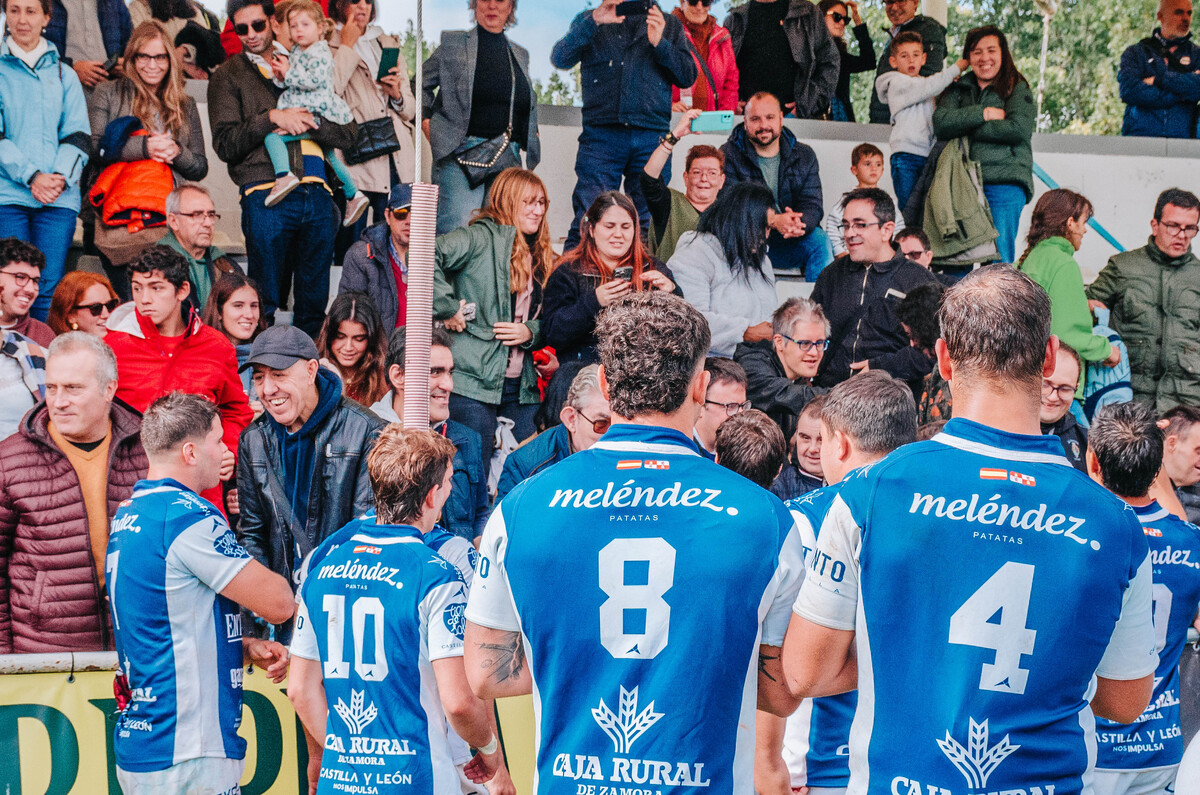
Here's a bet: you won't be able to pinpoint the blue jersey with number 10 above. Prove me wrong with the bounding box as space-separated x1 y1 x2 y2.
466 424 804 794
793 419 1157 795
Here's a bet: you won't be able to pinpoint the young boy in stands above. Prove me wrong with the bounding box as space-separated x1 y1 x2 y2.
825 144 903 257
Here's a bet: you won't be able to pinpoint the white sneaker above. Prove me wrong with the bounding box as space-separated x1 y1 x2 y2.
343 193 370 227
264 173 300 207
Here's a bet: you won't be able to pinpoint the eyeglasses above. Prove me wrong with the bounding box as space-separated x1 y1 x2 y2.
1041 380 1077 400
0 270 40 289
704 399 751 417
74 298 120 316
779 333 829 352
837 220 883 232
577 410 612 434
134 52 170 64
687 168 721 180
233 19 268 35
1159 220 1200 237
685 0 714 6
826 12 850 23
175 210 221 222
901 248 928 261
389 207 410 221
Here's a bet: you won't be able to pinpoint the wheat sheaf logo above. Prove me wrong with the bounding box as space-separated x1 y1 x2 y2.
334 690 378 735
591 685 664 755
936 717 1020 788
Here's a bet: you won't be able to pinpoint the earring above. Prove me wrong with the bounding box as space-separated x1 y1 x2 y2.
70 322 78 330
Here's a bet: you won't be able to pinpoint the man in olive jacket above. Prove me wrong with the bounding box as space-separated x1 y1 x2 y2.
1087 188 1200 412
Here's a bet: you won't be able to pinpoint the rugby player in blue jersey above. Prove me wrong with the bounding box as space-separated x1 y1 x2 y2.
758 371 916 795
464 291 805 794
785 264 1158 795
287 427 506 795
108 393 295 795
1086 402 1200 795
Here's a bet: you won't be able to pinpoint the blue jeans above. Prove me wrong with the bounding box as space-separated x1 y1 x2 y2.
830 96 851 122
449 376 540 472
983 183 1027 264
890 152 927 215
768 226 833 282
565 125 667 250
240 183 338 337
0 205 77 321
433 137 522 235
335 190 388 272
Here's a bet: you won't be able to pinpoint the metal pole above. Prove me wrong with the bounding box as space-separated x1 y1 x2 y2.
1035 0 1057 129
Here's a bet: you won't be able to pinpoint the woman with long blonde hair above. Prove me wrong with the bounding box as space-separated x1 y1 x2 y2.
88 20 209 298
433 167 554 451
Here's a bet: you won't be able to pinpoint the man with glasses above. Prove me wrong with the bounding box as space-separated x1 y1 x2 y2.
641 112 725 263
693 357 750 460
1040 342 1088 472
339 184 411 329
0 238 54 347
159 184 237 310
736 297 827 444
1088 187 1200 410
813 187 938 387
868 0 946 125
208 0 357 337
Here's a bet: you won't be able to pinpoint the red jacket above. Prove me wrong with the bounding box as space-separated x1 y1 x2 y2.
105 302 252 508
673 23 739 112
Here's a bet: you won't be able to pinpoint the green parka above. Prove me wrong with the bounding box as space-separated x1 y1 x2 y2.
1018 236 1113 363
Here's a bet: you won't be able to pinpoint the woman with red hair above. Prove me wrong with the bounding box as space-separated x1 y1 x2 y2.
47 272 120 338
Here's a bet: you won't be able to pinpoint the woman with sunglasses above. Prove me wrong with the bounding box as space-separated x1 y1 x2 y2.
670 0 738 112
818 0 875 122
47 271 121 338
89 21 209 300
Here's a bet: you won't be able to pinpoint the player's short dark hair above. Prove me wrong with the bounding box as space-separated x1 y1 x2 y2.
1162 404 1200 441
596 292 711 419
0 237 45 272
705 357 747 389
1090 402 1163 499
939 264 1051 388
893 228 931 250
896 282 944 350
129 245 190 291
821 371 916 455
1154 187 1200 222
385 326 453 373
716 409 787 490
841 187 896 226
141 392 219 457
851 143 883 166
227 0 274 21
368 427 458 525
891 30 924 55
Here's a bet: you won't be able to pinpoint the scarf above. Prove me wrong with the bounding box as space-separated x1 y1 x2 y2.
671 7 715 110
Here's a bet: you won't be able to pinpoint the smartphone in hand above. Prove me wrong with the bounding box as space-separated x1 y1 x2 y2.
377 47 400 81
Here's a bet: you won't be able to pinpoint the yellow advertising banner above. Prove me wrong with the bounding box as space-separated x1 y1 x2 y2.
0 667 536 794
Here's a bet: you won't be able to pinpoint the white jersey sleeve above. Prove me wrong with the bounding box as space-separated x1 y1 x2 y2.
464 508 520 632
791 495 861 631
1096 550 1158 680
761 520 807 647
170 516 252 595
290 590 320 662
421 581 468 661
439 535 477 588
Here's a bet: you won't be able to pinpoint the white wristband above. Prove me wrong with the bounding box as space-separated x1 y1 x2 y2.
478 734 498 755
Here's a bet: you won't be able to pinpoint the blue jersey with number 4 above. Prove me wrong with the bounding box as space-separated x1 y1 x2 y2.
1096 500 1200 771
291 522 468 795
466 424 804 794
793 418 1157 795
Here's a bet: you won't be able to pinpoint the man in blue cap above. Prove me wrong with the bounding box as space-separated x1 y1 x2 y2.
339 184 412 329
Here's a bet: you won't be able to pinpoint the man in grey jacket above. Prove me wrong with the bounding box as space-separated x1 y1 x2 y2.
338 184 410 329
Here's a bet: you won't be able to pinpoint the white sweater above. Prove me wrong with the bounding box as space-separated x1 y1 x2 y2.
875 64 964 157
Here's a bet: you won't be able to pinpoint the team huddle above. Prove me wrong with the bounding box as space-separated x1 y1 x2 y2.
105 266 1199 795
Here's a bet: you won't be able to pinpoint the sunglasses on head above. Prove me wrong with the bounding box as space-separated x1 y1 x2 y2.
827 11 850 23
233 19 268 36
389 207 410 221
75 299 120 317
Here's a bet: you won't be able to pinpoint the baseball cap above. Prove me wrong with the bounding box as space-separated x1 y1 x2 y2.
238 325 319 372
387 184 413 210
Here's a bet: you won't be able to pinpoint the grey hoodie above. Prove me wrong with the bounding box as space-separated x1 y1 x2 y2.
875 64 963 157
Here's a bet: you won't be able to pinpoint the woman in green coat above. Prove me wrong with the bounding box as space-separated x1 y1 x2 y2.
434 167 554 450
1017 188 1121 374
933 25 1035 265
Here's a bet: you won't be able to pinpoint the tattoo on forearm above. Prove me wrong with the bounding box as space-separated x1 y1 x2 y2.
478 633 525 684
759 650 779 683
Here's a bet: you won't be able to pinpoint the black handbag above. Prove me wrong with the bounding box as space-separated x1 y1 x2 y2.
344 116 402 166
455 49 521 189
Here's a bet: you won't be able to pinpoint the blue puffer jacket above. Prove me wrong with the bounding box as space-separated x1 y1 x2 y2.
1118 30 1200 138
45 0 132 63
551 6 697 131
0 39 90 211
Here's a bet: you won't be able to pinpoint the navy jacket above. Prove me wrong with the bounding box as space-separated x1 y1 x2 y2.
722 123 824 243
1119 30 1200 138
46 0 132 64
495 424 572 506
551 6 697 131
441 419 488 542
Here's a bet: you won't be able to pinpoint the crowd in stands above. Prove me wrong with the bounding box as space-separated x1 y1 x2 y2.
1 0 1200 791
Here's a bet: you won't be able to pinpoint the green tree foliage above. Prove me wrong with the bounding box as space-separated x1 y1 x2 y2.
399 20 436 81
536 66 584 105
